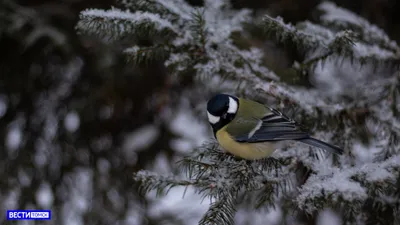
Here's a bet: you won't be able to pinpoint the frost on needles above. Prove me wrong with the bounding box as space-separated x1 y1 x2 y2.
76 0 277 83
76 0 400 224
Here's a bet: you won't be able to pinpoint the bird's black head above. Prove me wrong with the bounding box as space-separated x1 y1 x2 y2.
206 94 239 134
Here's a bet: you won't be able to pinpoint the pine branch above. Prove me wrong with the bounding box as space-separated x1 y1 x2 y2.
374 126 400 161
134 141 294 224
254 182 277 209
179 142 294 202
327 30 357 56
295 21 335 44
198 194 237 225
296 29 400 74
117 0 175 19
0 0 68 50
77 0 276 88
297 155 400 221
189 8 208 52
124 45 171 65
76 8 177 42
262 15 319 51
265 9 400 73
390 75 400 117
318 1 400 53
354 170 400 224
177 143 257 199
77 1 400 223
133 170 198 196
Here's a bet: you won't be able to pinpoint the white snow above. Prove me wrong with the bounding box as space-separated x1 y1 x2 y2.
319 2 366 27
310 52 394 105
297 166 368 212
61 168 93 225
168 99 211 154
73 0 400 224
107 188 125 211
123 46 140 55
255 80 343 115
64 111 80 132
150 152 172 173
164 53 191 68
154 0 279 84
311 59 342 97
235 207 282 225
3 188 20 210
96 158 111 174
353 42 395 59
79 8 177 32
122 124 159 165
264 15 296 32
297 155 400 212
134 97 213 225
169 138 193 153
6 125 22 153
122 124 159 152
148 186 210 225
35 182 54 208
156 0 193 20
123 204 145 225
297 21 334 45
352 141 382 164
316 208 341 225
318 1 399 50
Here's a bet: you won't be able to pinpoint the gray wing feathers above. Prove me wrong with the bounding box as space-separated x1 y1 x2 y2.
233 106 344 155
299 137 344 155
237 130 309 142
235 109 310 142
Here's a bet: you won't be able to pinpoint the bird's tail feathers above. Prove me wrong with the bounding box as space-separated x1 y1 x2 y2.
299 137 343 155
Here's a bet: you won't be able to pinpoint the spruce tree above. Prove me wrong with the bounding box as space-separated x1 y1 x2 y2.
77 0 400 224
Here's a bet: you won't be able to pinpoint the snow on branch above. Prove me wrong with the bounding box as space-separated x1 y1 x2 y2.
77 0 400 223
134 170 198 196
318 1 399 52
315 2 400 67
198 194 236 225
263 15 320 51
256 2 400 131
76 8 177 42
124 45 171 64
134 142 294 224
177 142 293 200
297 155 400 215
264 2 400 70
76 0 278 83
263 14 357 58
117 0 179 19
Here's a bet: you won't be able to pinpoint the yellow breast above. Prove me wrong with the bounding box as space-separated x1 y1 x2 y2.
216 128 277 160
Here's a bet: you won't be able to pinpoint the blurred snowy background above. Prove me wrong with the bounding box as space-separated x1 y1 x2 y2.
1 0 399 224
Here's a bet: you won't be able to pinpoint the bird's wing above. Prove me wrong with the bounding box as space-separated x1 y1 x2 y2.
233 106 310 143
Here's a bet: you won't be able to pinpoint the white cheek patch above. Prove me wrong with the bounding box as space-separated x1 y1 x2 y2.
228 97 238 114
207 112 220 124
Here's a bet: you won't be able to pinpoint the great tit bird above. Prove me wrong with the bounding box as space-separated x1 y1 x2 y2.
206 93 343 160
